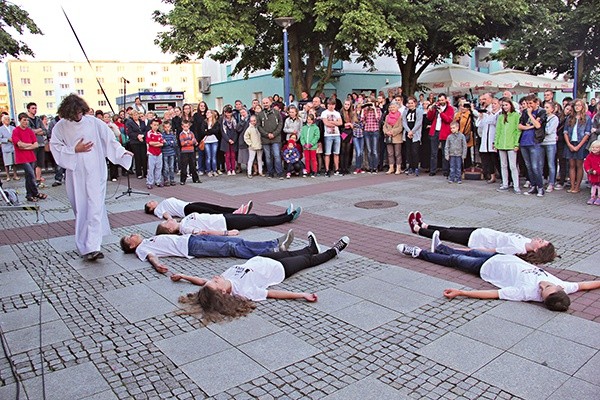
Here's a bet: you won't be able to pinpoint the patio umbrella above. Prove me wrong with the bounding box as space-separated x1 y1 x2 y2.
417 64 516 95
490 69 573 93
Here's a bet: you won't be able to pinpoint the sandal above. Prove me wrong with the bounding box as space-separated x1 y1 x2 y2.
36 193 48 200
26 196 38 202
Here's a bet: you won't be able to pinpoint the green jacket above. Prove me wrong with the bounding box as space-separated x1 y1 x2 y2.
494 112 521 150
299 124 320 149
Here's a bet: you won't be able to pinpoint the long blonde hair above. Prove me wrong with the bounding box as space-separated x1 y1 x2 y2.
178 287 256 324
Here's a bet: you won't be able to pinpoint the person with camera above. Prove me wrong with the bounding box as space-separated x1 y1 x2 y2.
454 99 476 169
426 94 455 176
361 96 382 174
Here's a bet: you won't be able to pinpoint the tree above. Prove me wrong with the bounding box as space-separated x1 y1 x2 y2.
0 0 42 59
379 0 529 96
153 0 389 97
494 0 600 98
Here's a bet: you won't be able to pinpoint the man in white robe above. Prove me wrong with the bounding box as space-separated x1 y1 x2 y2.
50 94 133 261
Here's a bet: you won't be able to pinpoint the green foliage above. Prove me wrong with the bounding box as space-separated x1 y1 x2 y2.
495 0 600 97
0 0 43 59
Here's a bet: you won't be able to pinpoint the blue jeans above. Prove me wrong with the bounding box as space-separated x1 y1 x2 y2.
187 235 278 259
541 144 557 185
520 144 543 189
263 142 283 176
205 142 218 172
353 136 364 169
196 149 206 173
418 244 496 275
324 135 341 155
21 162 38 198
162 154 175 182
146 154 163 185
364 131 379 170
449 156 462 182
54 166 65 182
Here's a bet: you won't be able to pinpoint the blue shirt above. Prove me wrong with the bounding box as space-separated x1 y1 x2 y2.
161 131 177 157
519 109 542 146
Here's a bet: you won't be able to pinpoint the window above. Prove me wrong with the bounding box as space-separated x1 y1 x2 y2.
59 72 68 77
60 84 69 89
95 66 103 72
98 77 104 83
21 78 31 85
77 89 84 95
181 77 187 83
20 66 29 72
137 77 145 83
162 77 170 83
43 66 52 72
45 90 54 96
73 66 82 72
46 102 54 108
23 90 32 97
98 100 107 106
180 66 186 72
44 78 53 84
75 78 83 84
23 103 28 109
163 66 169 72
119 89 124 94
150 82 157 87
117 66 124 72
150 71 157 76
137 66 144 72
97 89 103 95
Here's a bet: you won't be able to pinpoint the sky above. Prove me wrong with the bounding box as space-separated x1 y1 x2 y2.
2 0 175 79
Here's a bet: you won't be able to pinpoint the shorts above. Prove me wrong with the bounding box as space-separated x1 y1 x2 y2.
324 135 341 155
35 146 45 167
2 151 15 166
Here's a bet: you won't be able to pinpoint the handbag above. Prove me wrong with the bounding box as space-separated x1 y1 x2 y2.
198 138 206 151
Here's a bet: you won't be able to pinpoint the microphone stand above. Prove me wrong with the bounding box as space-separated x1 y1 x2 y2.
116 77 149 199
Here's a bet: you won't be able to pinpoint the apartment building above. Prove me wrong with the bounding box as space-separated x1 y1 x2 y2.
5 60 202 118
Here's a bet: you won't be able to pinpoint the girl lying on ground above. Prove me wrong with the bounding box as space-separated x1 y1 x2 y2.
407 211 557 264
171 232 350 323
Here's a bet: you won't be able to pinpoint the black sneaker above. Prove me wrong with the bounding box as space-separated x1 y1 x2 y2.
307 231 321 254
325 171 331 177
83 251 104 261
397 244 421 258
332 236 350 257
52 181 62 187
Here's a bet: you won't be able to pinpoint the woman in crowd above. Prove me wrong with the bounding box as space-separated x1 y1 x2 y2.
563 98 592 193
494 98 522 194
192 102 208 175
541 101 559 192
352 104 365 174
554 103 569 189
402 96 423 176
219 106 238 175
361 96 382 174
125 110 147 179
382 101 403 174
283 105 302 141
340 100 355 175
0 114 19 181
478 98 501 184
204 109 221 177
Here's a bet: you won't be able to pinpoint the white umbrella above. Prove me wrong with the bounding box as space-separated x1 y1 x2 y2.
418 64 516 95
490 69 573 93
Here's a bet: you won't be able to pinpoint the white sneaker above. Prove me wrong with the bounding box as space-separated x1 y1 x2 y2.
278 229 294 251
397 244 421 258
431 230 441 252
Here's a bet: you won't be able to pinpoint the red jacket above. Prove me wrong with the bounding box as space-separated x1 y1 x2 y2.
427 105 455 140
584 152 600 184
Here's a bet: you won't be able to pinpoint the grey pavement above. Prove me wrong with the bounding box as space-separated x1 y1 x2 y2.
0 170 598 399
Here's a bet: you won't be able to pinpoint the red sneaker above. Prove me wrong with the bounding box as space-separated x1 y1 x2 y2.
408 212 418 234
415 211 424 226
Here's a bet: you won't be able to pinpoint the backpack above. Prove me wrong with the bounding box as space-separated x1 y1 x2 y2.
1 187 19 205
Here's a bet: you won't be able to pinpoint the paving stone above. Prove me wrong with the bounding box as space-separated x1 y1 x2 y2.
569 251 600 276
574 351 600 386
309 288 363 314
455 314 534 350
0 269 39 297
155 328 232 366
4 319 73 354
101 283 176 323
0 301 60 332
485 301 557 329
0 245 20 264
513 216 592 237
539 313 600 348
547 377 600 400
330 301 401 332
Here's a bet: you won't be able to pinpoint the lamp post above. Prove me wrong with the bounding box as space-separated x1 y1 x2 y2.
275 17 295 106
569 49 584 99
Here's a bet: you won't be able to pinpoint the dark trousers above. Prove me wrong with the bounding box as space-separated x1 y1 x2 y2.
180 152 199 183
405 137 420 170
556 140 567 185
480 152 498 179
184 202 237 216
21 162 39 198
417 225 478 247
130 143 147 178
417 244 496 275
223 213 292 231
263 247 337 279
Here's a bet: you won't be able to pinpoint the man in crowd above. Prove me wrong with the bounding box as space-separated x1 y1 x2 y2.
257 97 284 179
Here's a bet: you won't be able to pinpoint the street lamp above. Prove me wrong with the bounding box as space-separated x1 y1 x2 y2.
569 49 584 99
275 17 295 106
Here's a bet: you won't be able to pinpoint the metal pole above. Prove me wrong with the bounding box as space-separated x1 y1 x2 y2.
573 56 578 99
283 27 290 106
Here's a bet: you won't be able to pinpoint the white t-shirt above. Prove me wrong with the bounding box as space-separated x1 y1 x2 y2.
320 110 341 136
154 197 189 218
179 213 227 234
135 235 191 260
480 254 578 302
468 228 530 255
222 256 285 301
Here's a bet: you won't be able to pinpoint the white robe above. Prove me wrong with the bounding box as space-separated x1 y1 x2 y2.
50 115 132 255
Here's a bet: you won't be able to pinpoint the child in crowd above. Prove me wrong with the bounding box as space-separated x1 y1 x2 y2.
161 120 177 186
445 121 467 183
220 106 238 175
300 114 319 177
172 232 350 324
146 118 164 189
583 139 600 205
179 120 199 185
283 136 302 178
244 115 263 178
